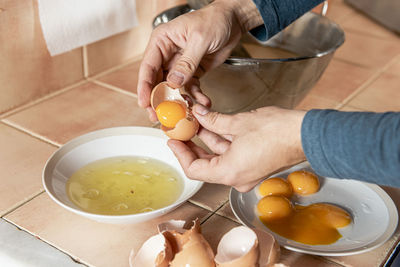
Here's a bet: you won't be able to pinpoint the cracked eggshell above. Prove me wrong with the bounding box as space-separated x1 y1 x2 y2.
253 228 280 267
215 226 280 267
129 233 172 267
160 219 215 267
151 82 199 141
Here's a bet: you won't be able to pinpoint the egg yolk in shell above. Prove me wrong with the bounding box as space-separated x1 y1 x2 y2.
257 170 352 245
156 101 186 128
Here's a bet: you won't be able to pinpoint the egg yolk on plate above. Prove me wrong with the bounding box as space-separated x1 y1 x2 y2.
287 170 320 195
259 203 351 245
257 195 293 221
257 170 352 245
258 177 293 198
156 101 186 128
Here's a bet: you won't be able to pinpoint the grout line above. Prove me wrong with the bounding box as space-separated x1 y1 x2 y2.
3 215 89 267
88 54 143 80
335 54 400 110
0 80 87 119
1 120 62 147
1 190 45 218
89 79 138 98
82 46 89 78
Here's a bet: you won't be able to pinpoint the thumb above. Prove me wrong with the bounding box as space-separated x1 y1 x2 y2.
192 104 235 135
167 40 208 88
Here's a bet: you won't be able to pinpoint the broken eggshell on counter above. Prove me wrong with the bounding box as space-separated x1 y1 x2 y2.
150 82 199 141
129 219 282 267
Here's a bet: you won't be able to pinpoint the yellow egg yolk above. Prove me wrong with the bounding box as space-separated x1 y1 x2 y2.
257 170 351 245
155 101 186 128
287 170 320 195
258 177 293 198
257 195 293 222
260 203 351 245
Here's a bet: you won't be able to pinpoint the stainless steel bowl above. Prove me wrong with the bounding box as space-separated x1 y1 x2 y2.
153 5 345 113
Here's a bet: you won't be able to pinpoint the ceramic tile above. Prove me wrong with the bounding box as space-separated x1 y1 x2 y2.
307 59 374 103
385 56 400 77
97 61 141 94
0 123 56 216
5 193 210 267
3 82 153 145
346 73 400 112
295 93 339 111
189 183 231 212
326 186 400 267
0 0 83 114
200 214 241 253
215 202 240 223
0 219 83 267
324 0 357 24
280 248 343 267
86 0 186 75
333 31 400 70
341 11 400 40
338 105 365 111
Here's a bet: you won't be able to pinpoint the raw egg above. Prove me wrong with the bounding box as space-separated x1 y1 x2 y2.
257 170 352 245
287 170 320 195
151 82 199 141
260 203 351 245
257 195 293 222
155 101 186 128
258 177 293 198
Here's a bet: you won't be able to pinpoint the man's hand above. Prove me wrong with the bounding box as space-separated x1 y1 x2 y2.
137 0 263 121
168 105 307 192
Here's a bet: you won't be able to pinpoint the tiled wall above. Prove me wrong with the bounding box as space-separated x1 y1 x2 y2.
0 0 185 114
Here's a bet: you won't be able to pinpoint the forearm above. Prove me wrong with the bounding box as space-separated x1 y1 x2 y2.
302 110 400 187
214 0 264 32
251 0 323 40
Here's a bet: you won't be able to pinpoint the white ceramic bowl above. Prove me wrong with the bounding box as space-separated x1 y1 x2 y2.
42 127 203 224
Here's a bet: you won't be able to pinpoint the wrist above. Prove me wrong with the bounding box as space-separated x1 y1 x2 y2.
213 0 263 32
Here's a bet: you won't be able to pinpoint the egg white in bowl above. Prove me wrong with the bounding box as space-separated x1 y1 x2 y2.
42 127 203 224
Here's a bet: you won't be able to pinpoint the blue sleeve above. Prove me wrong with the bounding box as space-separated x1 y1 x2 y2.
301 109 400 187
250 0 323 41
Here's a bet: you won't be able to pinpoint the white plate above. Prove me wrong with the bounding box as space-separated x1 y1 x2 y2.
43 127 203 224
230 162 398 256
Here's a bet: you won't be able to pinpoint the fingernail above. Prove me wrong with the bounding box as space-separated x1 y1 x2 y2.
194 104 209 116
168 71 184 86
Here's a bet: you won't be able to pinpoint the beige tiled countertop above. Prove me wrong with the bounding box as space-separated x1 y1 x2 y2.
1 1 400 266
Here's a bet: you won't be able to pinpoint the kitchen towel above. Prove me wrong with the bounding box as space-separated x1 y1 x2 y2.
37 0 138 56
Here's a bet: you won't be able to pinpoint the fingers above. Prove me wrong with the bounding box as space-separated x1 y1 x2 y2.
147 107 158 123
184 79 211 107
137 49 162 109
192 104 238 136
167 37 209 88
168 140 224 184
197 128 230 155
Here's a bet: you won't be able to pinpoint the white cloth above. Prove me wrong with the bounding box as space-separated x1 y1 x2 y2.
37 0 138 56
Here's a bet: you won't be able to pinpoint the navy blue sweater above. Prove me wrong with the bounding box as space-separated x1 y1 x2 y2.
251 0 400 186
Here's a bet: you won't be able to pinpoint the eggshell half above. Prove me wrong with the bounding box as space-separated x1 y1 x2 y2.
162 116 199 141
129 233 172 267
215 226 280 267
150 82 186 111
215 226 258 267
151 81 199 141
